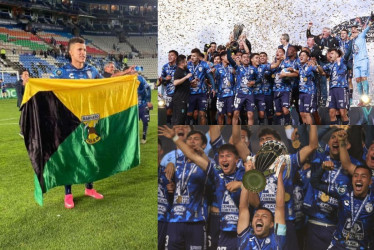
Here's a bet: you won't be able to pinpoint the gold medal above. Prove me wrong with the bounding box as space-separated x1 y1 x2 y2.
303 77 307 82
284 192 291 202
177 195 182 204
271 74 275 78
292 139 301 149
346 232 350 241
320 192 330 202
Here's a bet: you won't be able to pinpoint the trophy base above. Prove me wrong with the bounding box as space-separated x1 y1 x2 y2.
242 169 266 193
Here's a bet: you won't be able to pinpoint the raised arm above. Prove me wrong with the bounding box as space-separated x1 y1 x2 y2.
174 72 192 86
232 125 251 162
158 126 209 171
299 125 318 164
337 130 356 175
274 166 286 226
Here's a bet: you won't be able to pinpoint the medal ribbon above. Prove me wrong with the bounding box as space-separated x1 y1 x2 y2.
349 191 369 230
179 157 197 196
254 237 267 250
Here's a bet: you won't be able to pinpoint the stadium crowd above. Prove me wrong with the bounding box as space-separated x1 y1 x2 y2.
158 125 374 250
158 15 374 126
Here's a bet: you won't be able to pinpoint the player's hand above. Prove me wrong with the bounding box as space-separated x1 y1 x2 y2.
244 159 254 172
191 79 198 88
308 22 313 29
280 71 287 78
125 65 136 75
336 129 348 142
226 181 242 192
165 163 175 181
191 144 205 156
287 67 294 72
158 125 176 139
165 75 172 81
211 89 216 97
186 73 193 79
247 81 255 87
166 182 175 193
322 161 334 170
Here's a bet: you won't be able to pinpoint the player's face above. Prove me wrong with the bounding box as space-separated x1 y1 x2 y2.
307 38 315 47
218 150 238 175
322 28 330 38
366 144 374 169
351 29 359 39
168 52 177 64
352 168 372 198
191 53 199 64
21 71 29 82
329 51 339 62
186 133 205 149
259 54 267 64
340 31 348 40
210 43 217 51
259 134 277 147
275 49 284 60
69 42 86 64
241 130 250 147
221 54 228 64
252 209 274 238
287 47 296 58
280 36 287 45
174 125 191 141
299 52 309 63
251 55 260 66
242 54 250 65
328 131 340 158
105 63 115 74
213 56 221 65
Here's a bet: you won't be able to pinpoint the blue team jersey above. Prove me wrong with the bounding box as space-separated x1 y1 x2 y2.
255 64 272 95
137 75 151 108
207 163 244 232
214 64 235 98
238 225 287 250
231 64 257 95
158 165 173 222
161 62 177 96
322 61 348 89
273 60 293 92
169 156 214 222
295 63 318 94
303 152 361 224
338 38 351 57
187 60 211 95
325 188 374 249
294 168 311 229
259 152 300 221
262 65 275 96
51 63 103 79
353 25 371 63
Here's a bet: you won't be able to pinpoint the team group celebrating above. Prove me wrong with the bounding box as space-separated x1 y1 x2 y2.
158 15 373 126
158 125 374 250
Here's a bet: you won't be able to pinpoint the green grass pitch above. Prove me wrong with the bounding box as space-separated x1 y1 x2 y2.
0 91 158 249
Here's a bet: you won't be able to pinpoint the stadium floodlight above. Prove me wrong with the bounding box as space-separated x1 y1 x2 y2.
360 94 371 106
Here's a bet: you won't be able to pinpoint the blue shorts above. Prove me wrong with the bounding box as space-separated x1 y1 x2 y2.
1 88 6 93
299 93 317 113
158 220 168 250
234 93 255 112
165 95 173 109
353 60 369 78
328 88 349 110
207 213 220 250
188 93 208 113
166 221 206 250
306 222 336 250
216 96 234 115
264 95 274 117
254 94 266 111
273 91 291 113
218 231 237 249
139 106 150 123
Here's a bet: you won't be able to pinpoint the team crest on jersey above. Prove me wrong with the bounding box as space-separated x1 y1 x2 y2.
56 70 62 76
265 238 270 244
199 67 203 72
344 200 350 206
365 203 373 213
337 185 347 195
82 113 101 144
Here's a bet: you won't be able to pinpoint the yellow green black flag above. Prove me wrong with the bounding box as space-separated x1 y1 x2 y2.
20 75 140 205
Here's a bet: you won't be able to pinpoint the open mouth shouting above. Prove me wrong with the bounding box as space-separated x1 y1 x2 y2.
354 181 363 192
255 220 264 231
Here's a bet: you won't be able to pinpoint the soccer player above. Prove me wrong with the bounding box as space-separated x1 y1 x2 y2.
158 126 214 250
1 79 7 99
338 29 353 101
160 50 178 124
237 158 287 250
321 48 350 124
138 75 153 144
311 164 373 249
273 48 298 125
303 128 362 250
351 18 373 106
51 37 104 209
187 48 215 125
215 51 235 125
290 51 322 124
259 52 275 125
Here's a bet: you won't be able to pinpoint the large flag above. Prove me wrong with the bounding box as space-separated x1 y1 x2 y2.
20 75 140 205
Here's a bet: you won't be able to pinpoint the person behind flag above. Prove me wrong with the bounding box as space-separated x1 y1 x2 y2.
51 37 104 209
137 75 153 144
237 158 287 250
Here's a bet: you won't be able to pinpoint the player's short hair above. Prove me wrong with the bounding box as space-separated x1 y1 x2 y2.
281 33 289 42
187 130 207 146
328 48 342 57
218 144 239 157
307 35 314 39
258 128 281 141
259 52 267 57
20 68 29 75
168 50 178 57
255 206 274 222
241 126 252 140
277 48 285 54
299 50 310 58
341 29 348 34
355 164 373 177
217 45 226 51
323 27 331 32
191 48 201 55
250 53 259 63
176 54 186 65
187 55 191 61
68 37 85 52
219 51 227 59
104 61 115 68
210 42 217 46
